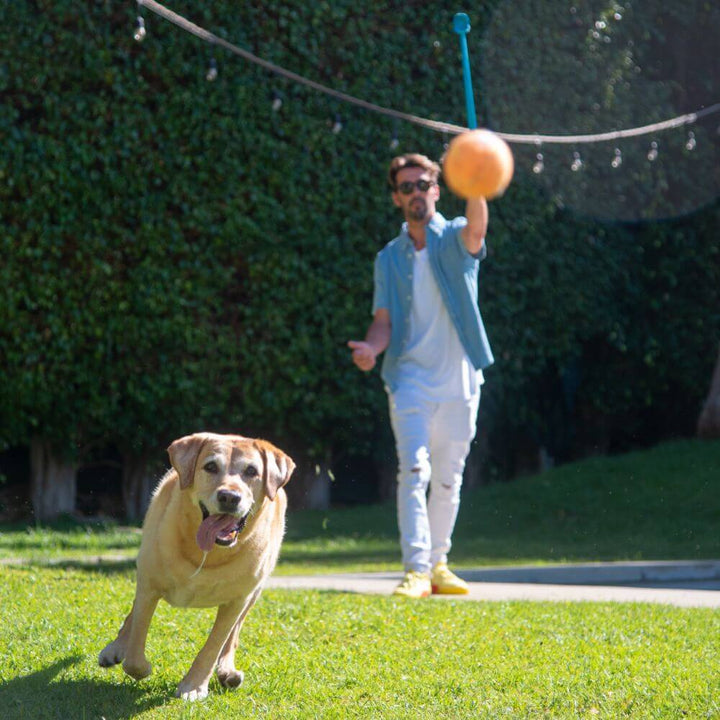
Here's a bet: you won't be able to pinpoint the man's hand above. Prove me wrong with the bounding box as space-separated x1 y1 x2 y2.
348 309 391 372
348 340 377 371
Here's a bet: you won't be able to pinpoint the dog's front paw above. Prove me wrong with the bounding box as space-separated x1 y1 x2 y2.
217 666 244 689
98 641 124 668
122 657 152 680
176 679 210 701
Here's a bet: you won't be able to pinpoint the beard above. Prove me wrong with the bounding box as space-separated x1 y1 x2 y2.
407 198 428 222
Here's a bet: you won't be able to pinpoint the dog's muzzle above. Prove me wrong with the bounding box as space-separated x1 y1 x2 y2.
196 502 248 551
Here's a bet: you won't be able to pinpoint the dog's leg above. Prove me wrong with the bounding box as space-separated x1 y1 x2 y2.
98 607 134 667
121 587 160 681
176 597 246 701
216 589 261 689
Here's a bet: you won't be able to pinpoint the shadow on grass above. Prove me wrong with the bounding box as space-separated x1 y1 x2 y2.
2 656 166 720
4 557 137 574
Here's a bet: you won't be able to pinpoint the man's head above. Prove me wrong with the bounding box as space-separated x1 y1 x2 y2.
388 153 441 224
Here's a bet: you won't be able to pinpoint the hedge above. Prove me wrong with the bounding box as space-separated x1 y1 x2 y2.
1 0 719 514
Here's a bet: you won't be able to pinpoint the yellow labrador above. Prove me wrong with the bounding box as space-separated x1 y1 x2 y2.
99 432 295 700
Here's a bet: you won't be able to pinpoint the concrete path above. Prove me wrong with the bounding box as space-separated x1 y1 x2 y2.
267 560 720 608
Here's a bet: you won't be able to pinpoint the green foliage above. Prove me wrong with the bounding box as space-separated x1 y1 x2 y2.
481 1 720 221
1 0 719 483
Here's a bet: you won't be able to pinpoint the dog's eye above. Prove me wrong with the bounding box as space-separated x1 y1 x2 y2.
244 465 259 479
204 461 219 474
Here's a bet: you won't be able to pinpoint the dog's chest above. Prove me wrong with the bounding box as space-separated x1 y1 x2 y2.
162 555 268 608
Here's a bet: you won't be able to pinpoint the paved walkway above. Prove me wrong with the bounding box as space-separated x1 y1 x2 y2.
267 560 720 608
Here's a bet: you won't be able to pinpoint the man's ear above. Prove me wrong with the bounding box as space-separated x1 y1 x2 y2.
391 191 402 208
255 440 296 500
167 433 213 490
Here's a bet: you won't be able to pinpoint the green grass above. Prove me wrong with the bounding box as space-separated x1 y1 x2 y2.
1 439 719 718
2 438 718 572
1 564 719 719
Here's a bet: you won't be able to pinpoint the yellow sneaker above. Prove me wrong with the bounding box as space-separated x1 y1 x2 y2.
431 563 469 595
393 570 432 598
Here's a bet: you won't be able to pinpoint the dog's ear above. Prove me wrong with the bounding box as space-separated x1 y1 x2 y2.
256 440 296 500
167 434 212 490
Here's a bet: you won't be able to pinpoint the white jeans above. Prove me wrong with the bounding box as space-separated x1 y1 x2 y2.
388 387 480 574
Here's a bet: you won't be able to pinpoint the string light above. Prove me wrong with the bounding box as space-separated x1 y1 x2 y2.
206 56 218 81
533 152 544 174
134 15 146 42
136 0 720 147
135 0 720 186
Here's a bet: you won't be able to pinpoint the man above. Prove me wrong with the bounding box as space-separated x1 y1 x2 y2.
348 152 494 598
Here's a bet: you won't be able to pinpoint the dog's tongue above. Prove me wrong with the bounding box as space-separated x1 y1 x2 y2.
196 514 238 552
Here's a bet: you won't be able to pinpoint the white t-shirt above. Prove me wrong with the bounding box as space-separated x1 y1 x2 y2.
396 248 483 401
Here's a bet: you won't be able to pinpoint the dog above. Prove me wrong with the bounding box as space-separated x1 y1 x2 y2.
99 432 295 700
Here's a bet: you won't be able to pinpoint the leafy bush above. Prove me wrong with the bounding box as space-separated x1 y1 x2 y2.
1 0 718 506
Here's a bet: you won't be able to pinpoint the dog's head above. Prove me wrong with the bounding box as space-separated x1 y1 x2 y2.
167 432 295 551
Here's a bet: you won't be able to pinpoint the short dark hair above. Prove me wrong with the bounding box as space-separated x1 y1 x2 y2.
388 153 441 189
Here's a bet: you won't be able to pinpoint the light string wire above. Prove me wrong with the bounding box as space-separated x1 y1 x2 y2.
137 0 720 146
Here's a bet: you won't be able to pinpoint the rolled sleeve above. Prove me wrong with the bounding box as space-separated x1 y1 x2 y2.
372 254 388 315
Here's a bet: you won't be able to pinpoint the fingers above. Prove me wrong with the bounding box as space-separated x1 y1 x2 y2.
354 355 375 371
347 341 376 371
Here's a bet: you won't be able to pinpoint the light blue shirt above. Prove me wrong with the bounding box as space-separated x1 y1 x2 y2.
372 212 494 393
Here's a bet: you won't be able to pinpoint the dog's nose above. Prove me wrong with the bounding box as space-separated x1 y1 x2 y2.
216 489 242 512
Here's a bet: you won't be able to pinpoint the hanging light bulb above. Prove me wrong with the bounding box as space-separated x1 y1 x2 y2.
389 122 400 150
611 148 622 168
533 152 544 174
571 151 583 172
332 114 343 134
647 141 658 162
272 91 282 111
206 57 218 82
134 15 146 42
685 131 696 151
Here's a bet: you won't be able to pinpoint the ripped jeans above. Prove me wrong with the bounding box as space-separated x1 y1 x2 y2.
388 387 480 574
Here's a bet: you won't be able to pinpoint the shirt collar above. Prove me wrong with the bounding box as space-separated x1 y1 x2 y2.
400 212 447 244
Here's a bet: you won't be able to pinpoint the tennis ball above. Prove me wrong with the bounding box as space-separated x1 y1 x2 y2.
442 129 514 199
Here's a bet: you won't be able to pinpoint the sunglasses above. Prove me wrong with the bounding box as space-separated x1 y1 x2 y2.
396 179 435 195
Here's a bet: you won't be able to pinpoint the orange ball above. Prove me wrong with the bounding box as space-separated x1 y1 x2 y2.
442 129 514 199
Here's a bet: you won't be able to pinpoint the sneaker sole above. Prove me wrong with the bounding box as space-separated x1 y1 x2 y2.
431 585 469 595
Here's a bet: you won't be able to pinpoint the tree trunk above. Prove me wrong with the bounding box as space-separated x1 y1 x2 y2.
697 343 720 439
29 436 77 521
122 452 155 522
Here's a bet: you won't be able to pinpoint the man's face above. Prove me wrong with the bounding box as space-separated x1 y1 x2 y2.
392 166 439 223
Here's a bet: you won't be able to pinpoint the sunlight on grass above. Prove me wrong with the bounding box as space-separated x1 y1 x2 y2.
0 565 718 719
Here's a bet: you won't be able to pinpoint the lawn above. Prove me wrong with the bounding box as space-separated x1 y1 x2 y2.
1 564 719 719
1 439 719 718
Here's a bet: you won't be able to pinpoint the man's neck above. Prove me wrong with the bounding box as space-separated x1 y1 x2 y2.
407 216 432 250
